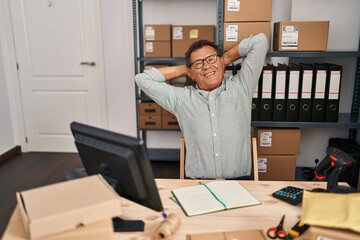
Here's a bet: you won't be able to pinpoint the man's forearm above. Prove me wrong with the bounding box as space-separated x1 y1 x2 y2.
222 44 241 66
158 65 188 81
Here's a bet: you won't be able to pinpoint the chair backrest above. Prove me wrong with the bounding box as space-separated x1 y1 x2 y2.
179 135 259 181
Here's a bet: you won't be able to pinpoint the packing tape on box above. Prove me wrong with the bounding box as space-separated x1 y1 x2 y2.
154 213 181 240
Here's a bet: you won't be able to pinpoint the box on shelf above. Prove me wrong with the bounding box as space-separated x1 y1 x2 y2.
258 155 296 181
139 115 162 129
172 25 215 57
16 175 122 240
223 22 270 51
256 128 301 155
162 115 180 130
139 102 162 116
144 24 171 41
224 0 272 22
144 41 171 58
273 21 329 51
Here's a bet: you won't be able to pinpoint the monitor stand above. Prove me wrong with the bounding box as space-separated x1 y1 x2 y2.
113 217 145 232
65 168 145 232
64 168 88 180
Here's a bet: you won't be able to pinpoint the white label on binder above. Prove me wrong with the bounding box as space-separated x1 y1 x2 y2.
329 71 341 99
145 42 153 52
288 71 300 99
262 70 273 99
275 71 286 99
257 158 267 173
315 70 327 98
260 132 272 147
227 0 240 11
225 25 238 42
281 26 299 50
145 26 155 41
253 82 259 98
301 70 313 99
173 27 183 40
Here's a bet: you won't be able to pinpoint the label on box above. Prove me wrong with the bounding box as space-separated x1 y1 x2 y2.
227 0 240 11
145 26 155 41
225 25 238 42
260 132 272 147
281 26 299 50
173 27 183 40
145 42 154 52
189 29 199 39
257 158 267 173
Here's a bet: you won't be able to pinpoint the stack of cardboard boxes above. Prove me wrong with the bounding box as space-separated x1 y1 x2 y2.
144 24 172 58
223 0 272 51
256 128 301 181
144 24 215 58
139 102 180 130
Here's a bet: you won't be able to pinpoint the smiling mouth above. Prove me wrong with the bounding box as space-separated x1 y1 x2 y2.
204 71 215 77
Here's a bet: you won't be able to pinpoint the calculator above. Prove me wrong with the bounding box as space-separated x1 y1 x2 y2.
272 186 304 205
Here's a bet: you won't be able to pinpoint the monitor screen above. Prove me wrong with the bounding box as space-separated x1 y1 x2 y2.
70 121 163 212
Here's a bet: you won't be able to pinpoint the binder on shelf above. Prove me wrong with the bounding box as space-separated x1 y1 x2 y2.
285 63 301 122
324 63 342 122
298 64 314 122
311 63 328 122
273 64 287 121
259 64 274 121
252 73 262 121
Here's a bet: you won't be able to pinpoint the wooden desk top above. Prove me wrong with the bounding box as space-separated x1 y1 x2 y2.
3 179 329 240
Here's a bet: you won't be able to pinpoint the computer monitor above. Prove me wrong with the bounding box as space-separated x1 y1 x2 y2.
70 121 164 230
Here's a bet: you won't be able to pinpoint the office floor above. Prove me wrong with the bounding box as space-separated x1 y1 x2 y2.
0 152 180 237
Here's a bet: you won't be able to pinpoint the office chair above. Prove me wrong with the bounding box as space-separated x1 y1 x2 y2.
179 135 259 181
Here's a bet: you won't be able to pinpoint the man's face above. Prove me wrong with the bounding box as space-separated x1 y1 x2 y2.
188 46 225 91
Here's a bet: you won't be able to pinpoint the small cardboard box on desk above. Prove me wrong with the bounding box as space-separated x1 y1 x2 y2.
6 174 122 240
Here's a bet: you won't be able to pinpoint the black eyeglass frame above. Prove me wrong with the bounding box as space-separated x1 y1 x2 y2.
190 54 219 69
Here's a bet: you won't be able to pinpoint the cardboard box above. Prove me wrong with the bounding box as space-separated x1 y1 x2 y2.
258 155 296 181
309 226 360 240
16 175 122 240
172 25 215 57
257 128 301 155
223 22 270 51
139 115 161 129
224 0 272 22
162 115 180 130
273 21 329 51
139 102 162 116
144 24 171 41
3 206 113 240
144 41 171 58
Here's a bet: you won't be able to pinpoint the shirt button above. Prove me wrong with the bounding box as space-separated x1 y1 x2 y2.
215 153 219 157
212 113 215 117
214 133 217 136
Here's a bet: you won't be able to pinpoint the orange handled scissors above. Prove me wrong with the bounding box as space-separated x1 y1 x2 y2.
267 215 287 239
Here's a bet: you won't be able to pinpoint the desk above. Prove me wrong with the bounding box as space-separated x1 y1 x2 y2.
3 179 330 240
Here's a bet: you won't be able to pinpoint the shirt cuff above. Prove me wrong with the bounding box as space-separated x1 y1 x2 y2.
144 67 166 82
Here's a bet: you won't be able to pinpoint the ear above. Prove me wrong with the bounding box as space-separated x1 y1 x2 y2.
188 68 195 81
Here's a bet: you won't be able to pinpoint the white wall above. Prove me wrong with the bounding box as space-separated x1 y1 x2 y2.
0 0 16 155
0 0 359 168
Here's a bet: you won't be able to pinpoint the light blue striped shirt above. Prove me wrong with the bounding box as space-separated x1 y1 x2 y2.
135 33 268 179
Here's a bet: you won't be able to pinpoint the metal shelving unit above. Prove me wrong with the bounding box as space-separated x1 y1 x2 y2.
132 0 360 161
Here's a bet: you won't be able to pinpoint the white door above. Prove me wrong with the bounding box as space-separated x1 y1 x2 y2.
10 0 106 152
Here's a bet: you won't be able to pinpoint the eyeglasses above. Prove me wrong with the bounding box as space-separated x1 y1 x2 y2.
190 54 218 69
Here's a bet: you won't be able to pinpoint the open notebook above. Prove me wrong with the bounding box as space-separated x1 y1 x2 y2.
172 181 261 217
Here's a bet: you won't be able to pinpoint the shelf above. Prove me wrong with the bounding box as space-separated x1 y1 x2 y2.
252 113 360 129
139 57 185 65
267 51 360 58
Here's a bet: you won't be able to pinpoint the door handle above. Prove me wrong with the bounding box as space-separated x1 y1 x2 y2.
80 62 96 66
